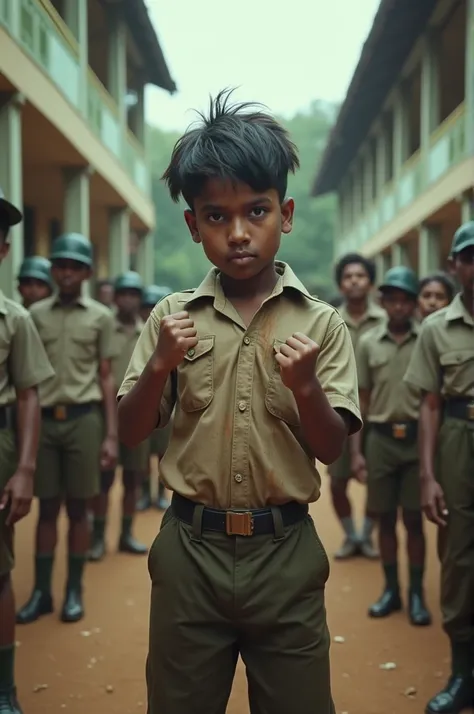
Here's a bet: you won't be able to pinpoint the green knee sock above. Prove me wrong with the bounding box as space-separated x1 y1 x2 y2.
451 640 472 677
92 518 106 541
408 564 424 594
0 645 15 692
121 515 133 538
34 554 54 594
341 516 356 541
67 555 85 591
382 562 399 591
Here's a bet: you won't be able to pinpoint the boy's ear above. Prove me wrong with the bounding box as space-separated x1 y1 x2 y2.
184 210 201 244
281 198 294 235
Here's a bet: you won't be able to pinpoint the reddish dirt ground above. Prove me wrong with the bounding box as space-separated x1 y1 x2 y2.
11 467 468 714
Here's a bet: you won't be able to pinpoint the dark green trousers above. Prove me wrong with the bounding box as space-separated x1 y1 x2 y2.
147 508 335 714
437 417 474 644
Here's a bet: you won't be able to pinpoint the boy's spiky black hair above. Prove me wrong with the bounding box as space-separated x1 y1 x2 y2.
162 88 300 207
334 252 376 286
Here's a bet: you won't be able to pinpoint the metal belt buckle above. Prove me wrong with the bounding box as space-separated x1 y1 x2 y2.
468 402 474 421
54 405 67 421
226 511 254 536
392 423 407 439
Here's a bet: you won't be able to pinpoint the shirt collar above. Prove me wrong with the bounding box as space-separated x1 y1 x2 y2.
339 300 384 326
445 293 474 326
376 319 419 342
52 292 89 309
0 290 7 316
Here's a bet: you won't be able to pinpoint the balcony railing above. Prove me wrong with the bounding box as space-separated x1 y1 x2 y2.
0 0 150 196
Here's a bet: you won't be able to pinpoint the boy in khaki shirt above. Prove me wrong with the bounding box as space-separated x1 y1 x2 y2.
404 223 474 714
117 90 361 714
0 192 54 714
352 266 431 628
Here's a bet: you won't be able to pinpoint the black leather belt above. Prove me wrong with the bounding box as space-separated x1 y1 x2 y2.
171 493 308 537
444 398 474 422
42 403 95 422
370 421 418 441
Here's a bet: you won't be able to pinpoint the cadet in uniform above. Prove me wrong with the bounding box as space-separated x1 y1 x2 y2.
95 279 114 308
329 253 384 559
117 91 361 714
352 267 431 626
0 192 54 714
417 272 454 322
89 271 148 561
404 222 474 714
16 233 117 625
17 256 53 308
136 284 173 512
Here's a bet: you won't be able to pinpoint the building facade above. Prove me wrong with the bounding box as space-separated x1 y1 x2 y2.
0 0 176 297
312 0 474 279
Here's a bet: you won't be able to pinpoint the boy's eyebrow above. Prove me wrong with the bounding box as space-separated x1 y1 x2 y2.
200 197 273 212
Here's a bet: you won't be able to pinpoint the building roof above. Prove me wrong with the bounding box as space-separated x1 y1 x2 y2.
311 0 438 197
120 0 177 93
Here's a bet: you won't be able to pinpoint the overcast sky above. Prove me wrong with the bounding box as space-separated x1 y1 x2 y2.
144 0 380 132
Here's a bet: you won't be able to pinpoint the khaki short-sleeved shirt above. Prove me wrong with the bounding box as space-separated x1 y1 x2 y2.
404 294 474 398
118 262 362 509
110 317 143 389
338 302 386 352
357 321 421 422
30 294 116 406
0 291 55 405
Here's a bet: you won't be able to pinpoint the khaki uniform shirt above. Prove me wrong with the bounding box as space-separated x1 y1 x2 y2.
404 294 474 398
30 294 116 406
338 301 386 352
119 262 362 509
110 316 143 390
0 291 54 406
357 321 421 422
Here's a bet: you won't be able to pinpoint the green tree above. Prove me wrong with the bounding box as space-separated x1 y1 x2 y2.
147 99 338 294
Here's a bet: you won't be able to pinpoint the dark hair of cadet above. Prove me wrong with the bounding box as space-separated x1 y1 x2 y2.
419 272 455 302
162 88 300 208
334 252 376 286
0 212 10 241
96 279 113 290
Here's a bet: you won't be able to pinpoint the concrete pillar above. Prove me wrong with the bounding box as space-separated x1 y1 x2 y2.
393 88 408 181
466 0 474 155
376 129 387 195
108 208 130 278
421 31 440 182
418 224 441 277
375 253 391 283
0 94 24 299
63 0 88 114
461 192 474 223
391 242 410 267
63 167 92 296
136 232 155 286
130 83 145 144
108 8 127 135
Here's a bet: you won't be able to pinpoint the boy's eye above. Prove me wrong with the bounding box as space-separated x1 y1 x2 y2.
208 213 223 223
250 207 267 218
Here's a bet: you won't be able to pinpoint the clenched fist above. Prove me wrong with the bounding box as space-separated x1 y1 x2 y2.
154 311 198 373
275 332 320 393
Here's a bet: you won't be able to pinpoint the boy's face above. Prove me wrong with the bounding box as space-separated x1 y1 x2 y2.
115 288 141 317
184 179 294 281
97 283 114 307
339 262 372 301
381 288 417 327
417 280 450 320
450 246 474 296
18 278 51 308
51 259 91 295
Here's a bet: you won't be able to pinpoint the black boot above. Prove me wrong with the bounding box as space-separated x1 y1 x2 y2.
16 555 54 624
60 555 85 623
88 518 106 562
118 516 148 555
0 689 22 714
426 641 474 713
408 589 432 626
136 479 152 512
368 588 402 618
155 482 170 511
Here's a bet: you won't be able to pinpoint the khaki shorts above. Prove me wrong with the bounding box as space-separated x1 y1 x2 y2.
35 407 103 500
327 440 351 482
149 421 172 458
365 426 420 513
119 440 150 471
0 429 17 576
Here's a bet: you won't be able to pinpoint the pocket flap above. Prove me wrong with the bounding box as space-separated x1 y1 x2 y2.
368 354 389 368
440 350 474 367
184 336 215 362
72 327 96 343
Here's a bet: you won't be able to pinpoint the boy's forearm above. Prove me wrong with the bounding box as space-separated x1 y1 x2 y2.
118 356 170 448
15 387 41 474
293 378 347 465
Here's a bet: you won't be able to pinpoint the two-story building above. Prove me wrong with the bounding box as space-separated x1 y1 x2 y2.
0 0 176 297
312 0 474 279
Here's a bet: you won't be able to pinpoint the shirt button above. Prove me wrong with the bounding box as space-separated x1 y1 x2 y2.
234 473 243 483
238 400 246 412
243 336 250 345
187 348 195 357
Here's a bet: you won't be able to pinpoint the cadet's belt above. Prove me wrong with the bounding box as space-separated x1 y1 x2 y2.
0 405 13 430
42 403 95 422
444 398 474 422
171 493 308 537
370 421 418 441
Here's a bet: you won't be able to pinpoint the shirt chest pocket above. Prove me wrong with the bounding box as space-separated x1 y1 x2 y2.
368 354 390 383
179 336 215 413
264 339 300 427
69 327 97 361
440 350 474 392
